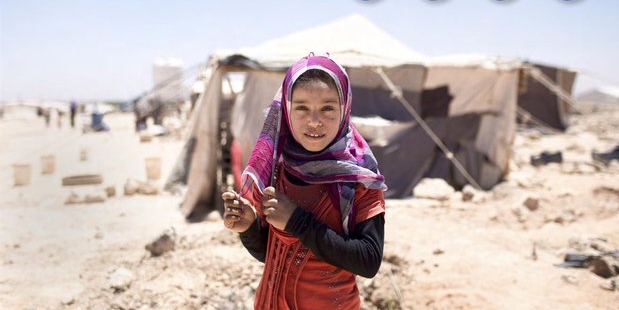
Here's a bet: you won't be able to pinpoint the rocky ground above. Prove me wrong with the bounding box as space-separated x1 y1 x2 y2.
1 103 618 310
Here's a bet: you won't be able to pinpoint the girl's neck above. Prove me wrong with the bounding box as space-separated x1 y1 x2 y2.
284 168 309 186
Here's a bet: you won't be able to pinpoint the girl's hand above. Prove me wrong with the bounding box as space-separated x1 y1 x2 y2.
221 191 257 233
262 186 297 230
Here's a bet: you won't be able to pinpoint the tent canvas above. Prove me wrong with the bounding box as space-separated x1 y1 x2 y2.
219 13 428 68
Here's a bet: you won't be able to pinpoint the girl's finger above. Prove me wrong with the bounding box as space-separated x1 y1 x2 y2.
263 186 276 197
221 191 238 200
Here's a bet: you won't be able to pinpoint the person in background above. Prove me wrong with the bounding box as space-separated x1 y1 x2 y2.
69 100 78 128
49 108 58 128
134 96 149 132
221 54 387 309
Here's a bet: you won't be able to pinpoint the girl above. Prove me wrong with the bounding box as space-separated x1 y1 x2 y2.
222 54 387 310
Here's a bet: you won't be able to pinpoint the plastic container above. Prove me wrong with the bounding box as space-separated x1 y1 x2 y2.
13 164 32 186
80 148 88 161
41 155 55 174
145 157 162 180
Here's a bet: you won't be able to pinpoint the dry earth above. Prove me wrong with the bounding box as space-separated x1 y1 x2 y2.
1 104 618 310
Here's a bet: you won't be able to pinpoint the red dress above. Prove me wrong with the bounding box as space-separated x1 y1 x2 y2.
250 166 385 310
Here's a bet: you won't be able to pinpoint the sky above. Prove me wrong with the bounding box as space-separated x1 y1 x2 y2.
1 0 618 102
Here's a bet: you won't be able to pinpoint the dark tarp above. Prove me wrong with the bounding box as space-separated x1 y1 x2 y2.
369 113 482 198
517 63 577 131
348 65 426 122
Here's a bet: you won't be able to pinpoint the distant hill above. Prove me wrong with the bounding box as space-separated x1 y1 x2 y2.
577 86 619 104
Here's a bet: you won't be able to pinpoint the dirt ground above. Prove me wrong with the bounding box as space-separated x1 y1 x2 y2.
1 104 618 310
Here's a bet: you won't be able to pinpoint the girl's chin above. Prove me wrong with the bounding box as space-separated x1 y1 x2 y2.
301 141 327 152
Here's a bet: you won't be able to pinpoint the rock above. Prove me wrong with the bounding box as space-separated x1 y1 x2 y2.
108 267 134 292
508 171 536 189
561 273 579 284
84 193 105 203
523 196 540 211
577 163 598 174
105 185 116 197
461 185 475 201
124 178 159 196
511 205 529 223
589 257 618 278
139 133 152 142
145 228 176 257
599 277 617 291
590 237 617 254
138 181 159 195
546 209 578 224
61 295 76 305
562 162 597 174
124 178 140 196
413 178 455 201
460 184 491 203
64 192 82 204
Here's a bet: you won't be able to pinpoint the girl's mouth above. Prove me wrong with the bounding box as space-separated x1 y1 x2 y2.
305 132 325 139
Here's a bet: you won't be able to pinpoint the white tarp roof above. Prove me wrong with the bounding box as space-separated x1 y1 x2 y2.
215 13 428 68
2 100 71 113
426 53 523 70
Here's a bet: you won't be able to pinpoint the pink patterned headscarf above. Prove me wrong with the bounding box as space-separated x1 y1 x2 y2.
240 54 386 232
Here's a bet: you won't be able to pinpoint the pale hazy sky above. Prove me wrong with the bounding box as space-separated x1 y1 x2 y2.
1 0 618 102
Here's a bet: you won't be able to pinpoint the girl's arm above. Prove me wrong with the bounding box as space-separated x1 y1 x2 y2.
239 218 269 262
285 209 385 278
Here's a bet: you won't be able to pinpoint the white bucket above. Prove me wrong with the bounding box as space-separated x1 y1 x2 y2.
80 148 88 161
41 155 55 174
145 157 162 180
13 164 32 186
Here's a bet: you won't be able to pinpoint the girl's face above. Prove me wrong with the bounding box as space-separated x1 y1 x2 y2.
289 80 342 152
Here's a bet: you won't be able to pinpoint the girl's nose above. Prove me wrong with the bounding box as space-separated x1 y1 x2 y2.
308 111 322 128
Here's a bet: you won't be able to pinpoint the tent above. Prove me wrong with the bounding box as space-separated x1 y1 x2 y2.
165 14 522 220
0 100 72 121
1 102 43 121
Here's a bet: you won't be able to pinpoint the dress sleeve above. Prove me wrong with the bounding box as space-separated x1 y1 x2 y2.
353 186 386 225
239 217 269 263
238 183 269 262
285 188 385 278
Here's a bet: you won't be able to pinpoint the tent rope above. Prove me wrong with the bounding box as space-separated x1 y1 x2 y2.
147 62 205 99
372 67 482 190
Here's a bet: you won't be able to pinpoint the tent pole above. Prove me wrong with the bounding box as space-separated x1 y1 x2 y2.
373 67 483 191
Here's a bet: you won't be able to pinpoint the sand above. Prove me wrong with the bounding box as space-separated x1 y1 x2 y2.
0 105 618 310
